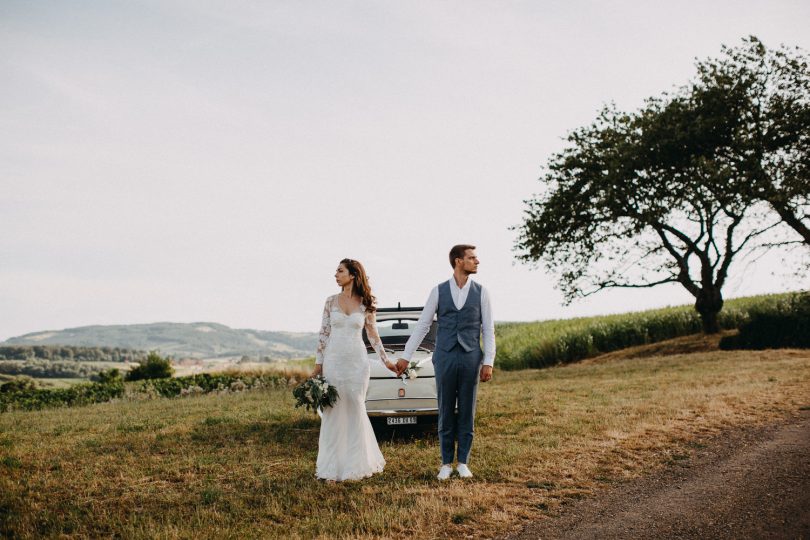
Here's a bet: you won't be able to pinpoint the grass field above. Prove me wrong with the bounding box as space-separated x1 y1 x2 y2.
33 377 91 389
172 357 314 378
1 336 809 539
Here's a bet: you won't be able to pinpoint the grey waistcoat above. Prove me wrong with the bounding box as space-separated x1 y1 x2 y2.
436 279 482 353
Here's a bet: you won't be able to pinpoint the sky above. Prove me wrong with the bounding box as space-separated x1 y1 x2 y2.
2 0 809 341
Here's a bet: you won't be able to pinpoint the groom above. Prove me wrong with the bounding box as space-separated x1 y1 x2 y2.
396 244 495 480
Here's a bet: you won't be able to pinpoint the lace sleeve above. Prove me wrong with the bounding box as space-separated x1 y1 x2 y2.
315 296 333 365
364 309 389 366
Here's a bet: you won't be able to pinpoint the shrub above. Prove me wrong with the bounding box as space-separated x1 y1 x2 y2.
0 376 38 394
125 352 174 381
94 368 123 384
720 292 810 350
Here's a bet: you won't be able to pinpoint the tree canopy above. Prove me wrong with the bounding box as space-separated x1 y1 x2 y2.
686 36 810 247
514 37 808 333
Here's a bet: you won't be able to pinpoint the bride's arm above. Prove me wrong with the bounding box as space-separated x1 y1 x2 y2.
313 296 333 376
365 310 396 373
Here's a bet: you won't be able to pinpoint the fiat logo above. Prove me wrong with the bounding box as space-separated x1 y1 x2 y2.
398 388 406 398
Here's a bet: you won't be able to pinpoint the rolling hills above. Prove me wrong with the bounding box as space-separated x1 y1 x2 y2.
2 322 318 360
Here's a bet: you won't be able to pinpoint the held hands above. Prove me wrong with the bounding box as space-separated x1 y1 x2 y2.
384 360 398 374
393 357 492 380
311 364 323 378
394 358 410 377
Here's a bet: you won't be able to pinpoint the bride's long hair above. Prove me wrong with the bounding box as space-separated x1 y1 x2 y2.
341 258 377 313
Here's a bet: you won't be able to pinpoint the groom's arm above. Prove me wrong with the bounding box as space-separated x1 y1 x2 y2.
396 286 439 374
480 286 495 382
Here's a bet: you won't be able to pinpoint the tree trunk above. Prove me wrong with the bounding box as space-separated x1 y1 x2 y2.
695 288 724 334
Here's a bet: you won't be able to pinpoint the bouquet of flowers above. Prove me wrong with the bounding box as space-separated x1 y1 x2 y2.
292 375 339 413
400 360 421 384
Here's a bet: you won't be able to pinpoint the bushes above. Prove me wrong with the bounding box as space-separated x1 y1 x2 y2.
0 380 125 412
94 368 123 384
132 372 294 399
0 370 303 413
125 352 174 381
720 293 810 350
0 376 37 394
495 292 797 370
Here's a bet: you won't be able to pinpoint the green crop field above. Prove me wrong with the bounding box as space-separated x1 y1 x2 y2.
495 292 800 369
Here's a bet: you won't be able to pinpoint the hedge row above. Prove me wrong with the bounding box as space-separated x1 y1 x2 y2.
130 371 298 399
495 292 801 370
720 293 810 350
0 381 125 412
0 371 305 413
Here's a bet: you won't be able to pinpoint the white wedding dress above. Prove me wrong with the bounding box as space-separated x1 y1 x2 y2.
314 295 389 481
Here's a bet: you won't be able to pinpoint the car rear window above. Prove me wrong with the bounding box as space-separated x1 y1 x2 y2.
363 318 436 350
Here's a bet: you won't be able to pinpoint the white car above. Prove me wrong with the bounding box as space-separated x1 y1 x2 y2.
363 305 438 430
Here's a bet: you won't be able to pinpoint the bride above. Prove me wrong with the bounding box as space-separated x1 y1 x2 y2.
311 258 397 481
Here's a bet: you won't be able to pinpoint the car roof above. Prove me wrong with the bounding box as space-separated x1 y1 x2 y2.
375 306 427 320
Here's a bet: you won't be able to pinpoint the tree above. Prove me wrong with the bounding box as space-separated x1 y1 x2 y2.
125 351 174 381
95 368 123 384
680 37 810 251
514 40 798 333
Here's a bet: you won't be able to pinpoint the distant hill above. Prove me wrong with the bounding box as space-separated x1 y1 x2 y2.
3 322 318 360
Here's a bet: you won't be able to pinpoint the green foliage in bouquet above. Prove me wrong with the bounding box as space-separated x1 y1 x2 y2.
292 375 339 413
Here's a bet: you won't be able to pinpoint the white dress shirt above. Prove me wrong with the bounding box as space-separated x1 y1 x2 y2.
402 277 496 366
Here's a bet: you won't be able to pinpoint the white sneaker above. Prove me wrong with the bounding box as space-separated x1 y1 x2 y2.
456 463 473 478
437 465 453 480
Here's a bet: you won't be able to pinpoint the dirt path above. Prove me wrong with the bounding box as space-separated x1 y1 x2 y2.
505 410 810 540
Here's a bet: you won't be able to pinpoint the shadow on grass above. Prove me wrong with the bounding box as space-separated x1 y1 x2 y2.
372 424 437 444
190 416 320 450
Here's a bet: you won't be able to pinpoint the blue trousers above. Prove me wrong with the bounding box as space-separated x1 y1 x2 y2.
433 344 481 464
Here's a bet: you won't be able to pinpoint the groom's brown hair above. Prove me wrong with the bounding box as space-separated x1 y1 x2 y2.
449 244 476 269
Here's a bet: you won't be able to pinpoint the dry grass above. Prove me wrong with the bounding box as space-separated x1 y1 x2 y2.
1 344 809 539
580 331 734 363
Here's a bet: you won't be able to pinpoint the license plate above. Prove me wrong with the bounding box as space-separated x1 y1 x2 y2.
386 416 417 425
